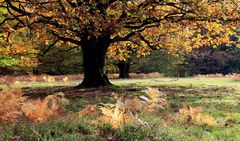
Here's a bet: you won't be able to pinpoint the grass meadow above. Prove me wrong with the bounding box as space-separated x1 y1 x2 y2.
0 76 240 141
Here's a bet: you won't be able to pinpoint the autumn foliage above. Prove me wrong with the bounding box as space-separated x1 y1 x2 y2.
0 0 239 87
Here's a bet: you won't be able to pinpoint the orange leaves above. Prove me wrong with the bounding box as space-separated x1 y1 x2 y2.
79 104 98 117
22 95 61 122
0 26 39 68
0 84 68 122
191 22 236 48
21 92 69 122
108 41 136 61
177 106 217 126
1 0 239 66
0 85 27 121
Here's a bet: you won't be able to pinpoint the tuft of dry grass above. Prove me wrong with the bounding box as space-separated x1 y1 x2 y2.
98 100 136 129
0 85 27 121
142 87 168 112
0 84 68 122
145 72 164 78
22 93 68 122
96 87 168 128
176 106 217 126
79 104 98 117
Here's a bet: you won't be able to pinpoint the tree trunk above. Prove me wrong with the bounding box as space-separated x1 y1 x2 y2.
77 36 112 88
118 61 130 78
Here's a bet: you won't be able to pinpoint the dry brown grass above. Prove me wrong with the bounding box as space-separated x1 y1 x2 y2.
98 100 138 129
145 72 164 78
176 106 217 126
22 96 58 122
0 84 68 122
79 104 98 117
22 93 68 122
0 85 27 121
79 87 168 129
195 73 240 78
142 87 168 113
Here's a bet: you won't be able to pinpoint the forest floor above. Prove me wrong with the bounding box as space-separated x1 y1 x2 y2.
0 76 240 141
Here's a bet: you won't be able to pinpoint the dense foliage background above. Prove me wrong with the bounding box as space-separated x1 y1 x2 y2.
1 42 240 77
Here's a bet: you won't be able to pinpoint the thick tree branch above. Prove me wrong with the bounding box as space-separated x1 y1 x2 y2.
50 31 81 45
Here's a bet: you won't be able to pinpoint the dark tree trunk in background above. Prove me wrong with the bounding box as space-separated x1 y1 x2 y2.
77 35 112 88
118 61 130 78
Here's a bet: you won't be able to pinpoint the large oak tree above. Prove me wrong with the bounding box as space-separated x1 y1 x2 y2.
0 0 239 87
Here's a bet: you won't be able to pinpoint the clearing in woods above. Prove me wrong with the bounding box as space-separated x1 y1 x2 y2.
0 76 240 140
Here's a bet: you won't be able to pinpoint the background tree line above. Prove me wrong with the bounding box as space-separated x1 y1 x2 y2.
1 41 240 77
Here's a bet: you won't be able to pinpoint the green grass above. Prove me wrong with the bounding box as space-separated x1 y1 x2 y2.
1 77 240 141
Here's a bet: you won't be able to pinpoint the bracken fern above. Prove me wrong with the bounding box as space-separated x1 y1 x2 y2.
0 85 27 121
177 106 217 126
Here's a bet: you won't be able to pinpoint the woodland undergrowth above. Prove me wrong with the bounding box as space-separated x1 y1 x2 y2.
0 84 217 129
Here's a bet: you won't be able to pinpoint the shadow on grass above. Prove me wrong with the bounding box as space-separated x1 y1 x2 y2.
22 85 141 100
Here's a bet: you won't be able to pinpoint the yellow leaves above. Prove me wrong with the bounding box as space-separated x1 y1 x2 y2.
2 32 8 38
108 41 136 61
237 44 240 48
0 39 38 67
191 22 236 49
177 106 217 126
